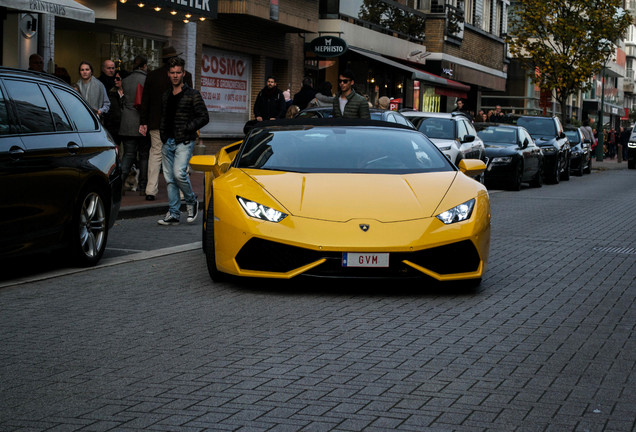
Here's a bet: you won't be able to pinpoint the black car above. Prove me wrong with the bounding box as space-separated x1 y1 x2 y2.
516 115 571 184
564 126 592 175
475 123 543 190
0 67 122 265
628 128 636 169
297 107 416 128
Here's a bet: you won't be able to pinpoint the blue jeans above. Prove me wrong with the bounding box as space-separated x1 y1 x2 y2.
161 138 197 217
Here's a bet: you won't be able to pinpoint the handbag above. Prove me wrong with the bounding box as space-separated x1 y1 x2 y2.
134 83 143 110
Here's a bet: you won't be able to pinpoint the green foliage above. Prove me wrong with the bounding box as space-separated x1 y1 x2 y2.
359 0 426 40
507 0 631 121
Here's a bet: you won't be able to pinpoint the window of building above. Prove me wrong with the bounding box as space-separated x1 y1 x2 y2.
464 0 474 25
481 0 492 33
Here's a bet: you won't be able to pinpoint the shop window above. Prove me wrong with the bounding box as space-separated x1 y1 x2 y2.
110 33 164 72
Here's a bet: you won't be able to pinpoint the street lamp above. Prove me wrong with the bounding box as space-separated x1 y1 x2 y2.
596 44 614 162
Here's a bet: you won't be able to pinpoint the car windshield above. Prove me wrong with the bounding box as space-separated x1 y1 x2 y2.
517 117 557 137
477 127 518 145
236 125 453 174
564 130 581 143
416 118 454 139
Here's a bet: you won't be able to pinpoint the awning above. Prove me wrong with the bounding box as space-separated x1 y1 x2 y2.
0 0 95 23
348 46 470 92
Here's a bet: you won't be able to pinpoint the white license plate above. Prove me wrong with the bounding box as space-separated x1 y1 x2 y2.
342 253 389 268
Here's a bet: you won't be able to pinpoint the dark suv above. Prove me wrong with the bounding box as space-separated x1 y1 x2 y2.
0 67 122 265
516 115 571 183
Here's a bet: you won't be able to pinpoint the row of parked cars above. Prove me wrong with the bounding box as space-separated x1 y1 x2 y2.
298 107 596 191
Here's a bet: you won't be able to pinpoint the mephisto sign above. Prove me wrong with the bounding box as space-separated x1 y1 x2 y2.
309 36 348 58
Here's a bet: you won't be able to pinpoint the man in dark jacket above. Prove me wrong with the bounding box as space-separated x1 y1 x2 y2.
97 59 117 92
332 70 370 119
292 77 317 111
139 46 193 201
254 76 286 121
157 56 209 226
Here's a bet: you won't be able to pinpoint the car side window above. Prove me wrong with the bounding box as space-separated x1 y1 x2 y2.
457 120 469 140
52 87 98 131
465 121 477 137
41 86 73 132
0 85 11 135
4 79 55 133
394 114 409 126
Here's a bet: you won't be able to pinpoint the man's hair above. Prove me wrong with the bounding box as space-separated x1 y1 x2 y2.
78 61 94 74
266 75 277 83
302 76 313 87
340 69 355 81
167 56 185 69
133 55 148 70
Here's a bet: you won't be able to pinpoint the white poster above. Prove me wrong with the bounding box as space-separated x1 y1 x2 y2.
200 47 251 113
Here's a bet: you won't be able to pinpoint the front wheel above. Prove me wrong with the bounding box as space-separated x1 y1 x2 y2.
508 161 523 191
73 190 108 266
561 155 570 181
203 194 226 282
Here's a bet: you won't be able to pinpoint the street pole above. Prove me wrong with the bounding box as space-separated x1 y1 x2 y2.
596 66 606 161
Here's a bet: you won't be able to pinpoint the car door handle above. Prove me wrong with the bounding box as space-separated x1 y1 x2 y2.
9 146 25 161
67 142 81 154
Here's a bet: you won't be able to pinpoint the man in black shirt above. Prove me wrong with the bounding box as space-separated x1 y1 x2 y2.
157 57 209 226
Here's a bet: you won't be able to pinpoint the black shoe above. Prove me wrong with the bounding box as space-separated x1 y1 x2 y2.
186 201 199 223
157 212 179 226
145 195 155 201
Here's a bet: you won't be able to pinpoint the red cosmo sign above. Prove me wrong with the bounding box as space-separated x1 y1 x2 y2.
200 47 251 113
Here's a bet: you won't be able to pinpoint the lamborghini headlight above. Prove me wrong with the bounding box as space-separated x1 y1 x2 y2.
436 199 475 224
237 196 287 222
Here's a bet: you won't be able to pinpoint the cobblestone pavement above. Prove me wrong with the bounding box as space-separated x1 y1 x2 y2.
0 169 634 431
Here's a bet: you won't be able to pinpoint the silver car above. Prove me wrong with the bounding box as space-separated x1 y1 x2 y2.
401 111 486 166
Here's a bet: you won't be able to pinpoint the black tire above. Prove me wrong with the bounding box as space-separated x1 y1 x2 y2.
576 158 584 176
72 189 108 266
508 161 523 191
202 193 226 282
584 156 592 174
529 162 543 188
549 158 560 184
561 155 570 181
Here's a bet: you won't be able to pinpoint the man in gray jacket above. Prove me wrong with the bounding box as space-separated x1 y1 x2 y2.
119 55 148 194
332 70 370 119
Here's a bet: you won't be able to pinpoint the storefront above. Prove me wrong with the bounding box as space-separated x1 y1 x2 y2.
1 0 95 70
304 40 470 112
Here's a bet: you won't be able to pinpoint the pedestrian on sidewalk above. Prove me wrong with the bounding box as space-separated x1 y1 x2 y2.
120 56 148 195
332 70 370 119
157 56 209 226
139 46 194 201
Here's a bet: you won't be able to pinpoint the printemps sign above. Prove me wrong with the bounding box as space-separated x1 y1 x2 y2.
309 36 348 58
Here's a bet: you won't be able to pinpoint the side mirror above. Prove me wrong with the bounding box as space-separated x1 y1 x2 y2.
559 131 566 139
189 155 217 172
521 138 529 149
461 134 476 143
457 159 486 178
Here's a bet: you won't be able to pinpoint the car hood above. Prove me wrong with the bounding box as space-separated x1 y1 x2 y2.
532 136 558 147
428 137 457 147
244 171 459 222
484 145 516 156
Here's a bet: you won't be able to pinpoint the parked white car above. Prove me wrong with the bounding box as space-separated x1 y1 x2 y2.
401 111 486 166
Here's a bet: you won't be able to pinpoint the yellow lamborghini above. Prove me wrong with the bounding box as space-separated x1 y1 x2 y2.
190 119 490 287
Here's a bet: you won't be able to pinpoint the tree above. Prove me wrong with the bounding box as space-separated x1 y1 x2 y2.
359 0 426 41
507 0 631 124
